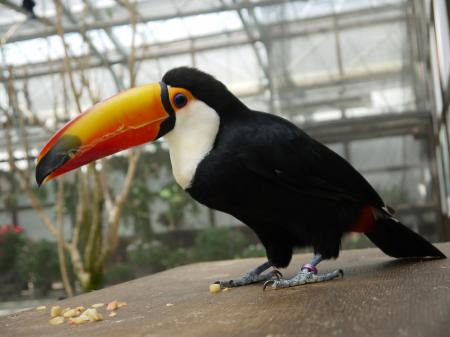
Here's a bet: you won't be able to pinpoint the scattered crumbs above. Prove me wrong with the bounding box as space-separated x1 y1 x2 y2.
61 307 71 314
36 306 47 311
45 300 127 327
49 316 64 325
63 308 82 318
68 316 88 325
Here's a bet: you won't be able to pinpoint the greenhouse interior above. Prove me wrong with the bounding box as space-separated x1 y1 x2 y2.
0 0 449 314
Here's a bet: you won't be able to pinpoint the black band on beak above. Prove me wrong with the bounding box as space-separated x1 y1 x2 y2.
157 82 176 139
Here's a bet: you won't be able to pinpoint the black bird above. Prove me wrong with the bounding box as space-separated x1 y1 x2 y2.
22 0 36 19
36 67 445 289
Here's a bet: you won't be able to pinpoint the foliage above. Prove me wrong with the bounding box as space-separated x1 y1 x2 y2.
121 227 265 282
341 233 374 250
62 178 79 224
0 225 269 296
122 180 154 240
104 263 136 285
0 230 27 300
164 247 191 269
192 227 248 262
0 172 20 209
241 243 266 258
0 227 69 299
158 182 199 230
18 240 63 297
127 241 190 276
31 184 49 204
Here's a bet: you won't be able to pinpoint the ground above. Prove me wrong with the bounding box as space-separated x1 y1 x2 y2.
0 243 449 337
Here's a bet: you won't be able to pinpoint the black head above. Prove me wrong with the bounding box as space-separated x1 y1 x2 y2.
162 67 247 117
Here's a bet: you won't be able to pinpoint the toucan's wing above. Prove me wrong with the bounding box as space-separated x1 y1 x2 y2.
237 113 385 208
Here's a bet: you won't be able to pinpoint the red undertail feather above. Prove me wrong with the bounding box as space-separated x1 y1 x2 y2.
352 205 375 233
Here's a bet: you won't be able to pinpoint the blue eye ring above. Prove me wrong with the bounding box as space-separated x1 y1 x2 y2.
173 93 188 108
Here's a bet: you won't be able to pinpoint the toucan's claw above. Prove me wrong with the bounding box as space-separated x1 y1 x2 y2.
272 269 283 280
262 279 275 291
263 269 343 291
215 265 281 288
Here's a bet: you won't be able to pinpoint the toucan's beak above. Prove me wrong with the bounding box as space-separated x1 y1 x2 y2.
36 82 176 185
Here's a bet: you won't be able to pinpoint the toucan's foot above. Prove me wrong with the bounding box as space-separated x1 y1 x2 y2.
263 268 343 290
215 269 282 288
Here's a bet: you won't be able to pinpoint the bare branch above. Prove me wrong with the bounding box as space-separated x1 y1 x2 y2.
98 149 140 268
84 164 103 270
98 159 113 213
56 177 74 297
53 0 83 114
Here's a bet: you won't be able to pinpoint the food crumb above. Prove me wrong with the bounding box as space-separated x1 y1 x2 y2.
50 306 62 318
117 301 127 308
63 308 81 318
61 307 71 314
69 316 88 325
49 316 64 325
106 300 118 311
91 303 104 308
80 308 103 322
209 283 221 293
36 305 46 311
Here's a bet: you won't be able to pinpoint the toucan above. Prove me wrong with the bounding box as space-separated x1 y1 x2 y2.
36 67 445 289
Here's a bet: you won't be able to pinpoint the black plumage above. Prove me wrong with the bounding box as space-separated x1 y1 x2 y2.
163 67 445 267
22 0 36 18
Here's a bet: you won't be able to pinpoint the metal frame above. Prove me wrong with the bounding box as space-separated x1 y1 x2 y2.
2 0 397 43
0 3 408 81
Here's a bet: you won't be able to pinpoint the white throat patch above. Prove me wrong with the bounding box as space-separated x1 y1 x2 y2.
164 100 220 189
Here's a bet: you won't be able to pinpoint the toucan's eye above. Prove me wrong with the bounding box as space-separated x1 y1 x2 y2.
173 93 188 108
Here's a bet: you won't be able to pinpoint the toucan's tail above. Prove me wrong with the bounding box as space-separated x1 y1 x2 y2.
366 216 446 258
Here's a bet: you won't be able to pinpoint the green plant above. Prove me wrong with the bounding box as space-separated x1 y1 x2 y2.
341 233 374 250
123 181 154 240
0 230 27 299
192 227 248 262
163 247 190 269
128 241 191 275
18 240 61 297
105 263 136 285
241 243 266 258
158 183 199 230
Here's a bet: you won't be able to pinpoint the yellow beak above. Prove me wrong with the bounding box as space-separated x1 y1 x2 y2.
36 82 175 185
